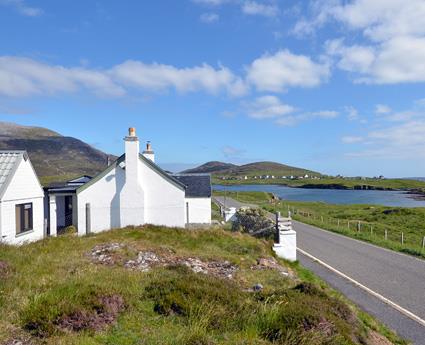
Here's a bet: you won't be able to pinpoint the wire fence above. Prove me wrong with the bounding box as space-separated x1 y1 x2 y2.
269 204 425 258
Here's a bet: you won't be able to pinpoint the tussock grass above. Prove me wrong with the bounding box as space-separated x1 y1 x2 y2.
0 225 406 344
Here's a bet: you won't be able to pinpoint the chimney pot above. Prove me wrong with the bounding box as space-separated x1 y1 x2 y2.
129 127 136 137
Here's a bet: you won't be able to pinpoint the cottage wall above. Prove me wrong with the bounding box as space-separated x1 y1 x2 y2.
0 158 44 245
184 197 211 224
77 165 126 235
140 159 185 227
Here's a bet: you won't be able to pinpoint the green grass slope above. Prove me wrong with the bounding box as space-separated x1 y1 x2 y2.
0 225 404 345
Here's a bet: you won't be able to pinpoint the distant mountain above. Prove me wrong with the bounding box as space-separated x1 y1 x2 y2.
183 161 238 174
183 161 320 177
0 122 115 182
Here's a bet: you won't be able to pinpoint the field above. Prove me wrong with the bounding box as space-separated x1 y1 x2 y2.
213 176 425 193
215 191 425 259
0 225 403 345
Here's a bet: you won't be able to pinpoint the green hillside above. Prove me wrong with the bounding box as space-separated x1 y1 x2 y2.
0 225 403 345
184 160 320 177
0 122 115 184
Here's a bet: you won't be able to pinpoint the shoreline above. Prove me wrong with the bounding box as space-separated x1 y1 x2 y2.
213 182 425 202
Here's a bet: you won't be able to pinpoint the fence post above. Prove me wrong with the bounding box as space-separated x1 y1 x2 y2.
337 219 340 228
321 216 323 223
370 225 373 235
357 221 361 232
348 221 350 230
401 232 404 245
422 236 425 250
274 212 280 243
385 229 388 240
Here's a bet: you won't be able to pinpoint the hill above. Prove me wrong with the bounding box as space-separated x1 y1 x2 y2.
0 225 401 344
0 122 115 184
184 160 320 177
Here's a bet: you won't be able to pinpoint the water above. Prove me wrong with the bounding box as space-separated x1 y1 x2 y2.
213 184 425 208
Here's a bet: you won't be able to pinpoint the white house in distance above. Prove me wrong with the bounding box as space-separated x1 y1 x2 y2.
46 128 211 236
0 151 45 245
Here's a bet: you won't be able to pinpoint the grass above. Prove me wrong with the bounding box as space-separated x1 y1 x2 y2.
213 176 425 193
39 174 82 186
217 190 425 259
0 225 405 345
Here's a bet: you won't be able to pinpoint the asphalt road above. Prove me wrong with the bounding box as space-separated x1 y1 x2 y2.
213 196 255 209
294 220 425 344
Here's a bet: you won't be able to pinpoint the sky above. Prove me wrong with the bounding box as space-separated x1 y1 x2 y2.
1 0 425 177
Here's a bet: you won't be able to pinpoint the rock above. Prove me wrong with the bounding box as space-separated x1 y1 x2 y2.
124 251 164 271
89 244 238 279
251 257 289 276
90 243 126 265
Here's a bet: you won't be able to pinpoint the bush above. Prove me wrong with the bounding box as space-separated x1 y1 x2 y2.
231 208 273 237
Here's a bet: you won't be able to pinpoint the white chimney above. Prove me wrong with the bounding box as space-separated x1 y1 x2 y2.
124 127 139 184
142 141 155 162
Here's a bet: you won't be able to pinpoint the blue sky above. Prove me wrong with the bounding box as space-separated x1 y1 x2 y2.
1 0 425 177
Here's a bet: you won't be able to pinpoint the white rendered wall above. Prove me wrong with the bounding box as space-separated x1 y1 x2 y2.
0 158 44 245
77 156 186 235
77 165 126 235
139 159 185 227
273 230 297 262
185 197 211 224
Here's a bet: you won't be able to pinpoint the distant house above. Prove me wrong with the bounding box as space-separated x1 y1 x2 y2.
0 151 44 245
46 128 211 236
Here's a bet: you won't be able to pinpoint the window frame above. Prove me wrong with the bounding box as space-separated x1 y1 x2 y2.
15 202 33 235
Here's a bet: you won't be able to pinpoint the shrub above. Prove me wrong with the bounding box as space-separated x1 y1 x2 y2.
231 208 274 237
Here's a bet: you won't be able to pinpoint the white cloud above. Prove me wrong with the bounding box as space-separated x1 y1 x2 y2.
241 1 279 17
342 136 363 144
310 110 339 118
326 36 425 84
326 39 375 74
0 56 125 97
246 49 330 92
0 0 43 16
244 95 295 119
0 56 248 98
111 60 247 96
330 0 425 42
375 104 391 115
345 100 425 159
275 109 339 126
298 1 425 85
200 12 219 23
345 106 359 120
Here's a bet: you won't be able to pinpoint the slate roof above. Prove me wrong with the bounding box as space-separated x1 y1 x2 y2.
46 175 93 194
172 173 212 198
0 151 26 199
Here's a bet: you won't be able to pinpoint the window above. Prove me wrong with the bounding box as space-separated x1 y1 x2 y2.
15 203 33 234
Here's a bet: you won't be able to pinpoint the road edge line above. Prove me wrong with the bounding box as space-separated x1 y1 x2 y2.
293 220 424 263
297 247 425 328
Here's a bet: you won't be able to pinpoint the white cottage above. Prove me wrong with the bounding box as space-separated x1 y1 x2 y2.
46 128 211 236
0 151 45 245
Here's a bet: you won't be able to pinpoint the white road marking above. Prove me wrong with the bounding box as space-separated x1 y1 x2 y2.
297 247 425 328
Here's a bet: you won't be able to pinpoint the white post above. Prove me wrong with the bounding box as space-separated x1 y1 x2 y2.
49 195 57 237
